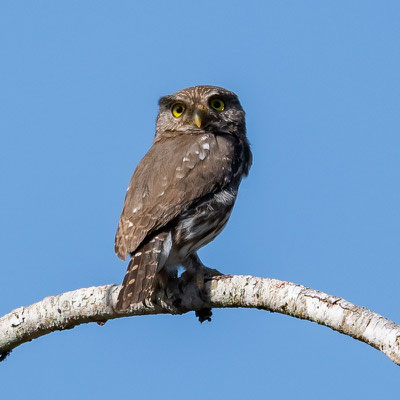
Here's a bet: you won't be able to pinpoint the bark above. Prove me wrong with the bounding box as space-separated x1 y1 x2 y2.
0 275 399 365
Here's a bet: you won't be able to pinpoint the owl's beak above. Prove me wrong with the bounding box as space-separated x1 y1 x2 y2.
193 107 206 128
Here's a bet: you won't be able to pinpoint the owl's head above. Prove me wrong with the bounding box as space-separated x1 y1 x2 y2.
155 85 246 139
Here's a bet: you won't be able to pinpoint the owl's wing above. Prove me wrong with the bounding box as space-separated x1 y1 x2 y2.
115 134 234 260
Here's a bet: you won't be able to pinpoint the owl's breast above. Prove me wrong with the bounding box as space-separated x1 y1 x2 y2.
168 186 237 264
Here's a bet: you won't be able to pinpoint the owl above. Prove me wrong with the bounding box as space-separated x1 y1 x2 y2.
115 85 252 314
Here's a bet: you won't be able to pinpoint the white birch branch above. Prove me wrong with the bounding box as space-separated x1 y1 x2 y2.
1 275 399 365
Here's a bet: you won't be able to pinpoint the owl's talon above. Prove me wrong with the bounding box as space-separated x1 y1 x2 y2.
202 266 223 278
204 270 223 282
195 308 212 323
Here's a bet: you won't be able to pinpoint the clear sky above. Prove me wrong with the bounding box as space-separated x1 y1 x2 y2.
1 1 399 398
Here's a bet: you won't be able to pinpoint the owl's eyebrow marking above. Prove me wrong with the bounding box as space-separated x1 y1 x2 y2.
158 95 173 107
158 95 186 107
208 92 238 106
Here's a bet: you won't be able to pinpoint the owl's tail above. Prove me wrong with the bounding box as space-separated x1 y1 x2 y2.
116 232 169 312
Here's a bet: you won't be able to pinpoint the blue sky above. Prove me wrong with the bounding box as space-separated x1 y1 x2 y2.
1 1 399 398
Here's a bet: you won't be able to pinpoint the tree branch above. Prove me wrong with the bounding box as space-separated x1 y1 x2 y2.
1 275 399 365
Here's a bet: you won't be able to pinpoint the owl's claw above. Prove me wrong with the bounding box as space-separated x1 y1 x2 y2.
195 308 212 323
156 253 221 322
201 266 223 281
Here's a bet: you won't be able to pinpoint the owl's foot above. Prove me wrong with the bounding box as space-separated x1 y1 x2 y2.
151 270 184 314
163 279 184 310
200 266 223 281
180 264 222 294
180 258 219 322
195 308 212 323
155 254 220 321
179 275 212 323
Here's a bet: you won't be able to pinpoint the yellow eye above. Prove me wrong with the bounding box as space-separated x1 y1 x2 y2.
172 103 185 118
210 98 225 111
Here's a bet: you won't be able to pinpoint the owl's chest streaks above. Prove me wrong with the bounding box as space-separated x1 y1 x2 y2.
168 187 236 264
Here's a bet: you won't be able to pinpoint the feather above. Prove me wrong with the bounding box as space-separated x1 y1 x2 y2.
116 232 169 310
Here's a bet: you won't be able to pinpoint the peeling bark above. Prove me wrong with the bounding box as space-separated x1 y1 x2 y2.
1 275 399 365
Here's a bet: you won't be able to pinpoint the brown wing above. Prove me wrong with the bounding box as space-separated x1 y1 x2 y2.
115 133 235 260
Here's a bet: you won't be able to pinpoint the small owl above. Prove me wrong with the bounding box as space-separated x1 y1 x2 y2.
115 85 252 312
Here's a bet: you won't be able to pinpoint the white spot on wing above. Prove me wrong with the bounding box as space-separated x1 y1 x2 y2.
202 142 210 150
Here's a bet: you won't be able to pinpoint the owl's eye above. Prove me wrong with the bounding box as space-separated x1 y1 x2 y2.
210 98 225 111
172 103 185 118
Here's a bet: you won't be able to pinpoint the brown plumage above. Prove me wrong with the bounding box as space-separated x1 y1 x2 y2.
115 85 252 312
